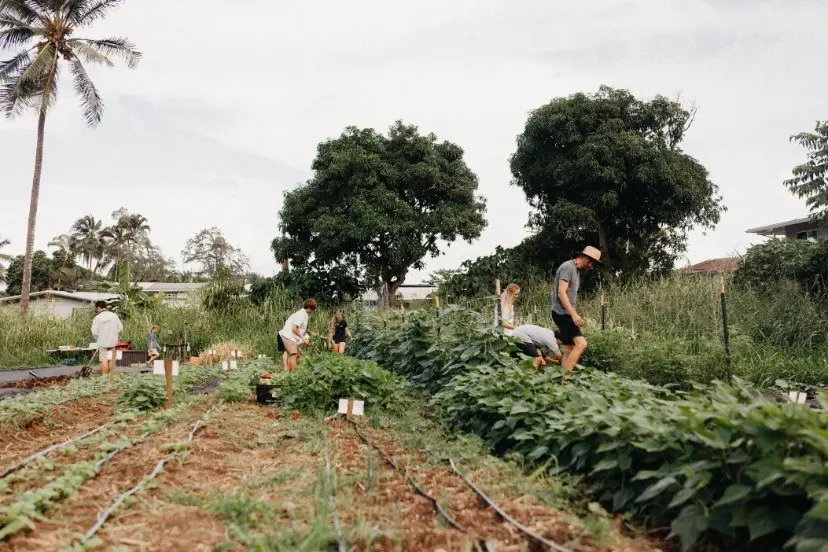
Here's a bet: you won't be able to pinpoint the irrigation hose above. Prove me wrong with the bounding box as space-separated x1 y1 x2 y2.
79 406 216 544
323 447 348 552
448 458 574 552
1 421 114 479
346 418 495 552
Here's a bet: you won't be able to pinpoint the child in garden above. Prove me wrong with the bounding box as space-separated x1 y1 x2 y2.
328 311 353 354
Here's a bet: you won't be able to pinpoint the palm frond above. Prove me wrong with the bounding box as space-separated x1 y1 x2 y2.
66 38 112 66
0 48 31 83
71 0 122 26
0 0 45 25
70 56 102 126
0 43 57 117
0 15 42 48
73 36 140 68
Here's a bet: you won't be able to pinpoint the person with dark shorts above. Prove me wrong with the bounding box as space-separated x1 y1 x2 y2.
328 311 353 354
512 324 562 369
552 246 601 372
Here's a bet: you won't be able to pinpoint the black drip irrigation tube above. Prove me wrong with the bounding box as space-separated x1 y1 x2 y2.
346 418 495 552
448 458 575 552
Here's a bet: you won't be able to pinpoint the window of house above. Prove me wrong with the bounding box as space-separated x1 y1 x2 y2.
796 230 818 241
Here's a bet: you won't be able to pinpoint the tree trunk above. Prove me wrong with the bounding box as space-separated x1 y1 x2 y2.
19 102 51 317
385 266 409 304
597 220 610 262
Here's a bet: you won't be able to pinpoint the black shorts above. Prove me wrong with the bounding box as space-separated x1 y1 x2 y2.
552 312 582 346
515 341 541 358
332 336 347 344
277 335 286 352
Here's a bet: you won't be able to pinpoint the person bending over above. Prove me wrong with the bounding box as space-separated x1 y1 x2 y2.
279 299 317 371
512 324 563 369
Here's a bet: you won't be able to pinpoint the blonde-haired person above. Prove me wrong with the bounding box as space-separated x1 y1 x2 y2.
328 311 353 354
500 283 521 336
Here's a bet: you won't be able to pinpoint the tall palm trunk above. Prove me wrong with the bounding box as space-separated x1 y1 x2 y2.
19 55 57 317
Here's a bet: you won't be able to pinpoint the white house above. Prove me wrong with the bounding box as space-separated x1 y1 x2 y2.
746 217 828 241
0 291 119 319
135 282 207 305
360 284 437 308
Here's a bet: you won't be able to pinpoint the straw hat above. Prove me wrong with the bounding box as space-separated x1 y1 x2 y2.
579 246 602 263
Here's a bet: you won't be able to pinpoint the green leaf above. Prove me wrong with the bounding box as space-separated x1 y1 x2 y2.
668 487 698 509
747 506 779 542
636 476 677 503
670 504 709 549
713 484 753 507
591 458 618 473
613 487 637 511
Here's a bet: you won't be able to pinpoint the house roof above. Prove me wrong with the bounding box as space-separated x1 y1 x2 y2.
361 284 437 302
136 282 207 293
679 258 741 275
746 217 814 235
0 290 119 304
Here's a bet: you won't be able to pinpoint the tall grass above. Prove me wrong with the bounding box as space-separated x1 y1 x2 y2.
0 295 362 369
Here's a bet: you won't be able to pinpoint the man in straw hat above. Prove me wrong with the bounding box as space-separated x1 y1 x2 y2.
551 246 601 372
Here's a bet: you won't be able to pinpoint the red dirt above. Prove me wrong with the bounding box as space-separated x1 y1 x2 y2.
1 375 74 390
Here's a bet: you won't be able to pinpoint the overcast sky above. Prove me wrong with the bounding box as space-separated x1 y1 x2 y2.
1 0 826 283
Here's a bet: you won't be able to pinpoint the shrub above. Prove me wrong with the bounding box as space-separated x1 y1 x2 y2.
273 353 409 414
118 379 167 411
736 239 828 295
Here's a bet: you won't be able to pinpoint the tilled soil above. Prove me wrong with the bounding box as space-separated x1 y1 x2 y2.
1 401 658 551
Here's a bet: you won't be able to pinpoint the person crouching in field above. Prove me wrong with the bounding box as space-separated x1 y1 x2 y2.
552 246 600 372
91 300 122 377
328 311 353 354
279 299 317 372
147 325 160 368
512 324 563 369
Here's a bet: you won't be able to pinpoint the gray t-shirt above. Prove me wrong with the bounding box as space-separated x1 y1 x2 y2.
552 259 580 315
512 325 561 355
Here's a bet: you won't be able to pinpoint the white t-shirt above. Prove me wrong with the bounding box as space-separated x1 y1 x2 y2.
279 309 309 344
501 302 515 337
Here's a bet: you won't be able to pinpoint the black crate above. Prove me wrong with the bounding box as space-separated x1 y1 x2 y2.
256 384 277 405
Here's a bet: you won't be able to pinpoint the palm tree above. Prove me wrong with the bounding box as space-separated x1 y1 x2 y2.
1 0 141 316
48 233 72 268
100 222 127 279
0 237 12 283
70 215 103 272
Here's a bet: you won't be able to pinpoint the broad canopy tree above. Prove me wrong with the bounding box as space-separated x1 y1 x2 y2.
784 120 828 224
274 121 487 300
510 86 723 276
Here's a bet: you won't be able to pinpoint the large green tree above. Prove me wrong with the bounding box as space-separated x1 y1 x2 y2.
1 0 140 316
5 250 54 295
274 122 487 300
510 86 723 276
784 120 828 224
182 227 249 280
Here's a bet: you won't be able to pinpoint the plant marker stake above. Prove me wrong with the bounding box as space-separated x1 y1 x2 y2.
720 275 732 384
600 291 606 330
164 357 174 408
435 295 441 309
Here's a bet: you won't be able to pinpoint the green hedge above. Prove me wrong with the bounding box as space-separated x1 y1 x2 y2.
350 309 828 551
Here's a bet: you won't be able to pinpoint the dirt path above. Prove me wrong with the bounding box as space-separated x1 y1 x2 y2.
1 402 657 551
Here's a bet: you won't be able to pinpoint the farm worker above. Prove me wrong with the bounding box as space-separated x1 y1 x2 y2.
279 299 317 372
512 324 563 369
147 325 160 368
551 246 601 372
328 311 353 354
500 283 520 336
91 300 123 377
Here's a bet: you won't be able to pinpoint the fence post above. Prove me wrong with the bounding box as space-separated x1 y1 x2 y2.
600 291 606 330
719 275 732 384
493 279 501 329
164 357 174 408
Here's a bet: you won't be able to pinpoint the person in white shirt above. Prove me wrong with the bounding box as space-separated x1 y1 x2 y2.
278 299 318 372
91 300 123 377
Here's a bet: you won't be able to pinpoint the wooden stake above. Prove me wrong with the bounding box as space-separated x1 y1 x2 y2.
495 279 501 296
164 358 173 408
346 399 354 417
435 295 441 309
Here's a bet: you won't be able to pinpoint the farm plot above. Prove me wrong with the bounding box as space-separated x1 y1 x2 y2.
0 360 655 551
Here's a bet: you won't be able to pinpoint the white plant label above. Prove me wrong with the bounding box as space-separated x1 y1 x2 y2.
338 399 365 416
788 391 807 404
153 360 179 376
223 360 238 371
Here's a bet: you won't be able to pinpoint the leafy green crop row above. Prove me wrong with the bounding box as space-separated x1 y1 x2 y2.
350 309 828 551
